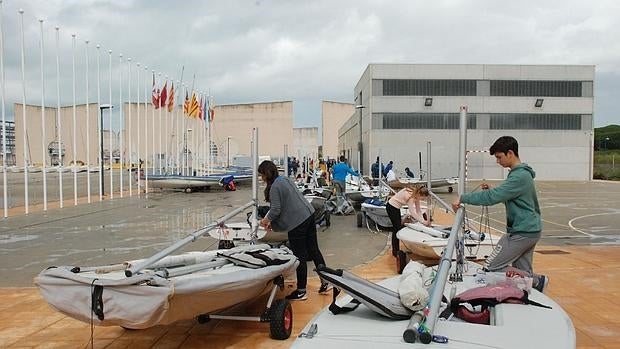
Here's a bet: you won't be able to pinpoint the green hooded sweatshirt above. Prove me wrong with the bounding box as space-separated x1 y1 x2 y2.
460 163 541 235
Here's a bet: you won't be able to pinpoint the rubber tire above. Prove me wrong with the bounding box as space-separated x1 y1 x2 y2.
397 250 408 274
269 299 293 340
356 212 364 227
448 186 453 193
184 187 193 193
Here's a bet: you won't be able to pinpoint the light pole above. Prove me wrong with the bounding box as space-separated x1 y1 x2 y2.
227 136 232 168
99 104 113 194
604 137 610 151
355 104 365 174
184 128 192 176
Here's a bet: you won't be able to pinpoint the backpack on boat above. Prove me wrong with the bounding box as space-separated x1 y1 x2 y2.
449 284 551 325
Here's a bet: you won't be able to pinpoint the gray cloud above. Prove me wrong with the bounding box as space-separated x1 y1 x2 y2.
1 0 618 127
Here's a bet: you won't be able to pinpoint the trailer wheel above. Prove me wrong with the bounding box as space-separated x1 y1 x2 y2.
218 240 235 249
356 212 364 227
397 250 408 274
185 187 193 193
269 299 293 340
448 186 453 193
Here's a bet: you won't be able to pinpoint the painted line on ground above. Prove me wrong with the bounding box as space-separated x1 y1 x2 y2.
567 212 620 238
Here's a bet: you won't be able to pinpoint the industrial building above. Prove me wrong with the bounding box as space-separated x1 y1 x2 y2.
339 64 595 180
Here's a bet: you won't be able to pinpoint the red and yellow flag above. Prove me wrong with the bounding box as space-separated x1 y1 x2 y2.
167 83 175 112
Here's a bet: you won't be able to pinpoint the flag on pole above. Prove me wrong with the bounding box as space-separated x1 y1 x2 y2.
159 81 168 108
198 96 203 120
152 73 160 109
167 82 175 112
188 93 200 118
183 91 189 115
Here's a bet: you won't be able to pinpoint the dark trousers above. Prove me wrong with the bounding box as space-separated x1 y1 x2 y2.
288 215 326 290
386 202 402 253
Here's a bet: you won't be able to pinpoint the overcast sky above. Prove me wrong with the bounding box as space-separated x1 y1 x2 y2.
2 0 619 128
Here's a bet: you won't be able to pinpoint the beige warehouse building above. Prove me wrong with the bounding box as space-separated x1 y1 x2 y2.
14 100 295 170
321 101 354 161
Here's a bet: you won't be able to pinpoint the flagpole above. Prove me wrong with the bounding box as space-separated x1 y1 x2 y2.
55 26 63 207
158 72 162 175
18 9 29 214
136 62 141 194
71 34 77 206
85 40 91 203
164 76 169 175
151 70 155 178
175 79 181 175
39 19 48 211
182 84 187 176
118 53 123 197
0 1 7 217
144 65 149 195
127 58 132 196
96 44 102 201
108 49 113 199
202 91 209 174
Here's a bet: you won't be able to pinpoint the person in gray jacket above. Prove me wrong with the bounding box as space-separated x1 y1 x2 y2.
258 160 330 300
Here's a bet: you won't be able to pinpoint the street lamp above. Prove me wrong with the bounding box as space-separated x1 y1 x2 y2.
99 104 113 194
604 137 610 151
227 136 232 168
184 128 192 176
355 104 365 174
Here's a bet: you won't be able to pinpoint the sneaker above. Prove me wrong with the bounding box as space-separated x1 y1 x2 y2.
285 289 308 301
534 275 549 293
319 282 332 294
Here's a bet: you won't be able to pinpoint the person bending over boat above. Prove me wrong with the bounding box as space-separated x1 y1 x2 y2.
386 185 431 256
331 155 359 196
258 160 331 300
451 136 549 293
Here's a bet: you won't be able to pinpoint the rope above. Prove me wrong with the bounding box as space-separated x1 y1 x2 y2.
86 278 98 349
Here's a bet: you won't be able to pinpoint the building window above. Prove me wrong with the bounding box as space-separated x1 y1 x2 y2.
381 79 477 96
490 80 583 97
489 114 583 130
379 113 477 129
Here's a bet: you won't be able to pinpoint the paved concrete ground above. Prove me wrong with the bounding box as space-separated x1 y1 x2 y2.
2 180 620 287
0 184 388 287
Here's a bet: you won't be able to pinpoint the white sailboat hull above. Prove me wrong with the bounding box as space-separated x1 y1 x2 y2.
397 223 500 261
293 261 575 348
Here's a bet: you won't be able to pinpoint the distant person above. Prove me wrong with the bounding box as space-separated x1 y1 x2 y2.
451 136 548 293
371 156 384 179
383 160 393 177
405 167 415 178
331 156 359 195
387 185 431 256
386 168 397 182
258 160 331 300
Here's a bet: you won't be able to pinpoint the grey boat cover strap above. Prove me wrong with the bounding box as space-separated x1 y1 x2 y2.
316 265 413 320
217 247 291 268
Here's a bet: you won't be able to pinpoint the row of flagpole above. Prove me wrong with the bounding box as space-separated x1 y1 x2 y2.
1 6 217 218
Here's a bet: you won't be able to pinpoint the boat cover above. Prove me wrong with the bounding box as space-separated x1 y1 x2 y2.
316 265 413 320
34 244 298 329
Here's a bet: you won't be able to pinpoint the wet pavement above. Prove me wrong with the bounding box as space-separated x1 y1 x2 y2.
1 180 619 287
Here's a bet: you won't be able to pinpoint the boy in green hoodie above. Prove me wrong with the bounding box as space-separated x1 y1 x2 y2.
451 136 548 293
